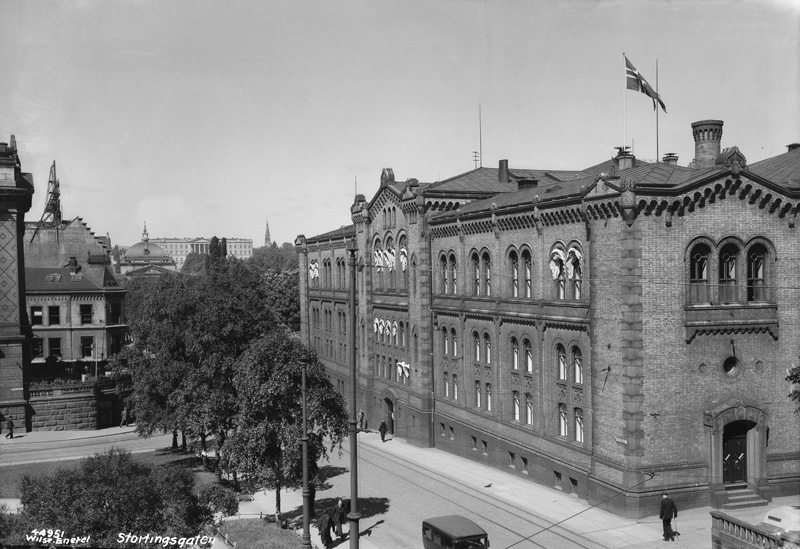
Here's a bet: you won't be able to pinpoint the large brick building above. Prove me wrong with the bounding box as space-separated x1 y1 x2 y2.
296 120 800 518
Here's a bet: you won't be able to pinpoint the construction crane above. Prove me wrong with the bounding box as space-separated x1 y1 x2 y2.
30 161 63 242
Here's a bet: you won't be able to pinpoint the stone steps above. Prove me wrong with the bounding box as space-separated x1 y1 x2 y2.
722 488 769 510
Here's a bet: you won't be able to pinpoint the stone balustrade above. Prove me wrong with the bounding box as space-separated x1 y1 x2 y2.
711 510 794 549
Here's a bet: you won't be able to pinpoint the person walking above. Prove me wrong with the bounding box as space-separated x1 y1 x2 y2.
332 498 346 539
378 420 388 442
357 409 366 431
659 492 678 541
318 508 333 548
120 407 128 427
5 417 13 439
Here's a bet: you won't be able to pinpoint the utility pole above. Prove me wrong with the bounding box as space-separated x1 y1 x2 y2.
347 239 361 548
300 354 311 549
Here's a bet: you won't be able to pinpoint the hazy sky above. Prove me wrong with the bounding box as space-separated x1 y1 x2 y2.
1 0 798 247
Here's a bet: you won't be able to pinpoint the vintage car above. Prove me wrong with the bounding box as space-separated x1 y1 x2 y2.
422 515 489 549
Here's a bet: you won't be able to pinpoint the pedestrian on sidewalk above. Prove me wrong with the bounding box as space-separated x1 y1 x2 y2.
120 407 128 427
357 409 366 431
332 498 346 539
318 508 333 548
5 418 13 439
659 492 678 541
378 420 388 442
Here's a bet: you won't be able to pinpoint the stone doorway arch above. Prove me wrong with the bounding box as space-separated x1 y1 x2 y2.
704 404 771 507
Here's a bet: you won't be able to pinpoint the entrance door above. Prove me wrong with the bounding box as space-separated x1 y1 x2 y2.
385 399 394 435
723 420 754 484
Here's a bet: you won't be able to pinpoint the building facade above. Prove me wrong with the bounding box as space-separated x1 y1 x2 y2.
297 120 800 518
149 236 253 268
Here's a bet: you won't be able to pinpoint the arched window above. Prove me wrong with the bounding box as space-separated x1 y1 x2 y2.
524 339 533 373
453 374 458 400
719 243 739 303
513 391 520 421
510 251 519 297
486 384 492 412
523 250 532 298
483 252 492 296
748 244 766 302
444 373 449 397
690 243 710 303
449 254 458 294
473 332 480 362
573 348 583 385
400 322 405 347
475 381 481 408
440 255 448 294
472 253 480 295
484 334 491 364
574 408 584 443
558 403 568 437
442 327 448 355
386 237 396 290
557 344 567 381
568 248 582 301
526 394 533 425
451 329 458 357
511 338 519 370
550 250 566 300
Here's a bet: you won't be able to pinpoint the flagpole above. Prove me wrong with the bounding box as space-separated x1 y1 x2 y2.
623 53 626 150
656 59 659 162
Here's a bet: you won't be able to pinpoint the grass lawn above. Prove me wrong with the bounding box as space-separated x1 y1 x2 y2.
219 519 303 549
0 449 219 499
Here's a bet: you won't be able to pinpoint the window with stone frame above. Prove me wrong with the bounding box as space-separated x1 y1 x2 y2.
80 304 93 325
48 305 60 325
475 380 481 408
472 253 480 295
573 347 583 385
31 306 43 325
557 344 567 381
747 244 767 302
451 328 458 357
525 393 533 425
689 243 710 303
442 327 449 355
510 250 519 298
453 374 458 400
444 372 449 397
486 383 492 412
550 250 566 300
718 243 739 304
511 337 519 370
567 247 583 301
484 334 491 364
449 253 458 294
513 391 520 421
523 249 532 298
440 255 448 294
558 403 568 437
524 339 533 373
32 337 44 358
574 408 585 443
483 252 492 296
80 336 94 358
474 332 480 362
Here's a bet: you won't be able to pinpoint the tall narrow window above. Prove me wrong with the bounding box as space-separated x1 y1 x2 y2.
486 384 492 412
523 251 532 298
551 251 566 300
483 253 492 296
573 258 582 301
747 245 766 302
449 254 458 294
444 373 449 397
451 329 458 357
573 348 583 385
574 408 585 443
557 345 567 381
558 404 568 437
453 374 458 400
510 251 519 297
442 328 449 355
441 256 448 294
475 381 481 408
690 244 710 303
513 391 520 421
524 339 533 373
719 244 738 303
511 338 519 370
526 394 533 425
474 332 480 362
484 335 491 364
472 254 480 296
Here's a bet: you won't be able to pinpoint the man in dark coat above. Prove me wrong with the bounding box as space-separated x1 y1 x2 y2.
659 492 678 541
378 420 388 442
318 508 333 547
5 418 13 439
331 498 345 539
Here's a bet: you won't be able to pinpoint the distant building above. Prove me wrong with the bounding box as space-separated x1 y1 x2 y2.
119 224 177 276
297 119 800 518
149 236 253 268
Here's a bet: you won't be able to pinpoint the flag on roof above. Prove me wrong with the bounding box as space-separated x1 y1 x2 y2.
625 55 666 113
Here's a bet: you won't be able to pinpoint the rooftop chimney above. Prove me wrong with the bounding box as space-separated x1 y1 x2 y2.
691 120 723 168
498 159 509 183
615 147 635 171
787 143 800 152
662 153 679 165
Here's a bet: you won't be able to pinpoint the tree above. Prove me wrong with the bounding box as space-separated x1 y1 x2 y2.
221 333 347 525
261 268 301 332
250 243 298 273
181 252 207 275
788 365 800 412
17 449 210 547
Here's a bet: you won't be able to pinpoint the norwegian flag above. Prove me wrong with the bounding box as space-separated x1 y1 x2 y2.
625 56 666 113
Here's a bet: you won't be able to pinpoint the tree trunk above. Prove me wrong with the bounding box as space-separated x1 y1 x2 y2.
172 429 178 449
181 430 187 451
274 480 282 527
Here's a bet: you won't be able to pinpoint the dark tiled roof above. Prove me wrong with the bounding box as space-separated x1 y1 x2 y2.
306 224 356 244
425 168 517 195
748 146 800 187
26 266 122 292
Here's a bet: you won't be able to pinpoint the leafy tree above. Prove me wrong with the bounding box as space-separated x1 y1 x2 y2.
221 333 347 525
261 268 301 332
788 365 800 412
250 243 298 273
198 484 239 520
17 449 210 547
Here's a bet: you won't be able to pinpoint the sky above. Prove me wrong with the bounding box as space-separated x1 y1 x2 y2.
1 0 798 248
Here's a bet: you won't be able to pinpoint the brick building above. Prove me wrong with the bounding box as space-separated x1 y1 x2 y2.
296 120 800 518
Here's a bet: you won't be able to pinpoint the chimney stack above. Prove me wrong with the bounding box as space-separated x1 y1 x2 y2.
498 159 509 183
615 147 635 171
787 143 800 152
662 153 679 165
691 120 723 168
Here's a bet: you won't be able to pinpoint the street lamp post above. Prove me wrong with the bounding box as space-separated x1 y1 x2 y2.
347 240 361 549
300 354 312 549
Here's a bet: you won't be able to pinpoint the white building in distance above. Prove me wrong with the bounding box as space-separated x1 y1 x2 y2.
149 236 253 269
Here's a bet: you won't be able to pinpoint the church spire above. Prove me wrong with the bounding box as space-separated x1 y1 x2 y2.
265 217 272 246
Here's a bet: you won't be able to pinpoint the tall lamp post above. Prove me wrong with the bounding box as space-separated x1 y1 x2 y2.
347 239 361 548
300 353 312 549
